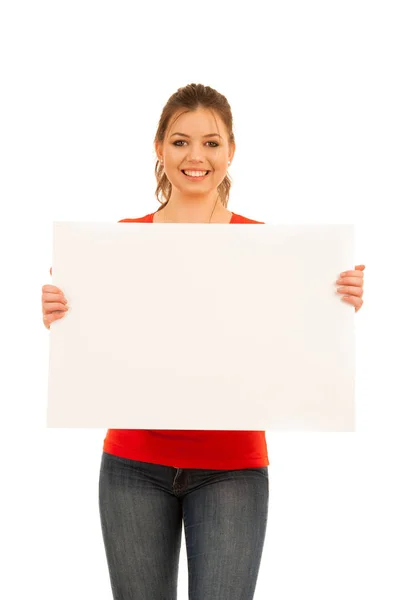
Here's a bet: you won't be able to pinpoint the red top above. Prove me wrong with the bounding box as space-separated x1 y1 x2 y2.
102 210 270 469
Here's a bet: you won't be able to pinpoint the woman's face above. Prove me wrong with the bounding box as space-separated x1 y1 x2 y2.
157 108 234 198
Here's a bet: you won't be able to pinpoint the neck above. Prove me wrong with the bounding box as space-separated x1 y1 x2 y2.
160 193 222 223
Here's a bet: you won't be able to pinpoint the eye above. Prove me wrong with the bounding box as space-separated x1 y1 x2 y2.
172 140 219 147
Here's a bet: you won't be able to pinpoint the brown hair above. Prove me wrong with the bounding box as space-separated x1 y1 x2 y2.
153 83 235 212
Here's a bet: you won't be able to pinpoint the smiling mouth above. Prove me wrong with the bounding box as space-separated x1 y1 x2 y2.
181 170 211 178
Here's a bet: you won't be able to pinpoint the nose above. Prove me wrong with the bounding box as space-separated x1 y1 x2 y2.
186 143 206 162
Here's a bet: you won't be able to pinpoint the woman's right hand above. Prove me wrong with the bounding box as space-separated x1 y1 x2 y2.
42 267 69 330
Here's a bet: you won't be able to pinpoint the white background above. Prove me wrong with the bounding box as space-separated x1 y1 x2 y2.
1 1 399 598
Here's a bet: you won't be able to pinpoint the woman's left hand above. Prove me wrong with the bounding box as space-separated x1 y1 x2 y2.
336 265 365 312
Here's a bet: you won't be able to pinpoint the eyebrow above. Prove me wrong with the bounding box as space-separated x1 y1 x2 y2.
170 132 222 139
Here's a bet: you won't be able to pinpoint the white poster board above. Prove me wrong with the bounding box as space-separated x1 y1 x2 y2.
47 222 355 431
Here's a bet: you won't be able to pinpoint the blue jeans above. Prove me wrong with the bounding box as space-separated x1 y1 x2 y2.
99 451 269 599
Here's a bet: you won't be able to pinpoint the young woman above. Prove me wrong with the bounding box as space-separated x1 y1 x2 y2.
41 83 365 599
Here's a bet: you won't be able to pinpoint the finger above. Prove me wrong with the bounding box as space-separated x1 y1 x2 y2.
43 311 67 328
42 301 69 314
336 276 364 286
340 269 364 278
341 265 365 274
342 296 364 312
336 285 364 297
42 295 68 310
42 285 66 295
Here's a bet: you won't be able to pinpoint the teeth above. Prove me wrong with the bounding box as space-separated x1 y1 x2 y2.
183 170 208 177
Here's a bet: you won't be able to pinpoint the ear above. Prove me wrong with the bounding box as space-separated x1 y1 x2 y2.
155 141 163 162
229 141 236 164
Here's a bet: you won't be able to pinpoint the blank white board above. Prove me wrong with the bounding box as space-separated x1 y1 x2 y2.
47 222 355 431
